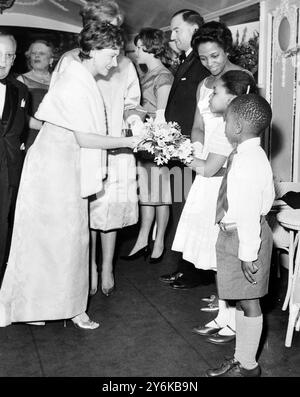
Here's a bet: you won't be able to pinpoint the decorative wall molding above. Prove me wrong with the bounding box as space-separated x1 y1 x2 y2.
15 0 77 12
273 0 298 87
204 0 261 22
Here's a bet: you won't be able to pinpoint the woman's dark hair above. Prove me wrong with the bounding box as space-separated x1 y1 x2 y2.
191 21 233 54
134 27 172 65
78 21 124 60
220 70 258 96
80 0 124 27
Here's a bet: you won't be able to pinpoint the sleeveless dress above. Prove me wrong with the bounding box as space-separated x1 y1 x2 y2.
89 56 140 230
137 65 174 205
171 78 232 270
19 74 49 150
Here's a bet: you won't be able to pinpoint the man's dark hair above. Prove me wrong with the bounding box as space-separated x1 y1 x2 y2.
228 94 272 135
172 9 204 28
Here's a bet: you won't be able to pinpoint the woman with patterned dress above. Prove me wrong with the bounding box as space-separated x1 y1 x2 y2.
122 28 174 262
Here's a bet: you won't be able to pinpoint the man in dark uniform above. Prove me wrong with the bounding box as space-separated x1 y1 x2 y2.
0 31 28 282
161 10 210 289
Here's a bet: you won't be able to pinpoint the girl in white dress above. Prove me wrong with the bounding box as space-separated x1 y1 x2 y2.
172 21 257 339
0 22 142 330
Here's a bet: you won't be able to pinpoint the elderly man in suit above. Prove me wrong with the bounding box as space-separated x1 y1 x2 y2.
0 31 28 282
160 9 210 289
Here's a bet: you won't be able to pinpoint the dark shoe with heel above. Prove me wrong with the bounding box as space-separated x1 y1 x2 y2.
170 279 201 289
120 245 150 261
159 271 183 283
149 249 165 264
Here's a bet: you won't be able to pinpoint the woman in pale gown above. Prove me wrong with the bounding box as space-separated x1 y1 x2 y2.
0 22 141 330
53 0 145 298
172 22 254 340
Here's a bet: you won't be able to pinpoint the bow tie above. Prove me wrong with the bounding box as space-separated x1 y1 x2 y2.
179 52 187 63
0 77 7 85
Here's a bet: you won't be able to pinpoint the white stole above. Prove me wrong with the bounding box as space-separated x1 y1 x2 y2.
35 59 107 198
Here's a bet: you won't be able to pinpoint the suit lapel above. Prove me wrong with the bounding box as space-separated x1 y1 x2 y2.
1 77 18 135
168 52 196 102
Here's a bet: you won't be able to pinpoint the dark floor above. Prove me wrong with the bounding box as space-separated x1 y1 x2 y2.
0 226 300 378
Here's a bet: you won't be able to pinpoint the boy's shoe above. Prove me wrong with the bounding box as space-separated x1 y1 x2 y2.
206 357 237 377
201 294 217 303
206 325 236 344
206 359 261 377
159 272 183 284
200 302 219 312
192 319 222 336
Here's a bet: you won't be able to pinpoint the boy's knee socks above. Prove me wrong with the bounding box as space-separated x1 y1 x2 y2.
234 312 263 370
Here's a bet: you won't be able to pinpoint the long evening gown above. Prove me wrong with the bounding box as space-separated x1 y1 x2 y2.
19 73 49 150
0 60 107 325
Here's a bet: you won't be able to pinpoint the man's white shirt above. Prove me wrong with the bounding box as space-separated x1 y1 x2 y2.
0 82 6 119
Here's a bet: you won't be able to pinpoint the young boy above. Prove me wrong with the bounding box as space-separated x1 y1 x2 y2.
206 94 275 377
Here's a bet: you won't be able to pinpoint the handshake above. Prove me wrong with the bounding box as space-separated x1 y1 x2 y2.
125 109 167 150
124 115 145 150
127 109 166 135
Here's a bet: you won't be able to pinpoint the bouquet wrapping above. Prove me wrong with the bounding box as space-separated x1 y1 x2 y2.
133 118 194 166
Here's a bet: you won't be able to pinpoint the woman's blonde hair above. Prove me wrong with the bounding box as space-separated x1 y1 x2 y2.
25 40 55 71
80 0 124 27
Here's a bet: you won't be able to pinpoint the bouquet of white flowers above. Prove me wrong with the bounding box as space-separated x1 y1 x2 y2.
133 118 194 166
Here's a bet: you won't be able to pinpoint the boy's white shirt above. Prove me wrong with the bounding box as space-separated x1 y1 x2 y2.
222 137 275 261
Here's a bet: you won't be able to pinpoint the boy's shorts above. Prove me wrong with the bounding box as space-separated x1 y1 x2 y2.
216 217 273 300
